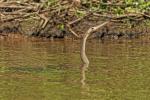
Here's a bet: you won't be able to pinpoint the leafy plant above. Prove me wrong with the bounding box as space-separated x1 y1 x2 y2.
75 10 86 17
58 24 65 31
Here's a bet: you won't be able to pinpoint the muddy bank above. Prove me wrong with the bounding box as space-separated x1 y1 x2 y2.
0 18 150 40
0 0 150 40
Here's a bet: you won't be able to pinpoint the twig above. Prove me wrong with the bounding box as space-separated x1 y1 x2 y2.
66 13 91 38
66 24 80 38
99 2 134 7
0 13 32 22
68 12 91 25
68 17 84 25
93 13 142 19
37 14 49 29
139 13 150 19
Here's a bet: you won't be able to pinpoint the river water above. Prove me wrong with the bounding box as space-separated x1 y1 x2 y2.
0 37 150 100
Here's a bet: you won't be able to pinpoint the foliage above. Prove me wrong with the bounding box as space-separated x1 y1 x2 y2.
44 0 59 7
45 0 149 15
100 0 150 14
58 24 65 31
75 10 86 17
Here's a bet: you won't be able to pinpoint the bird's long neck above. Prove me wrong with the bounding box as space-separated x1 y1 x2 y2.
80 34 90 66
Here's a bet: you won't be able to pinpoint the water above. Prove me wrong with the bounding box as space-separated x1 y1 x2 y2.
0 37 150 100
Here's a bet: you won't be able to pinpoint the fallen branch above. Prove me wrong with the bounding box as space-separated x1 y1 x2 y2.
66 13 92 38
93 13 142 19
139 13 150 19
66 24 80 38
37 13 49 29
0 13 32 22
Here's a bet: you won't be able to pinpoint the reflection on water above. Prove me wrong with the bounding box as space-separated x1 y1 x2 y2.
81 64 88 88
1 37 150 100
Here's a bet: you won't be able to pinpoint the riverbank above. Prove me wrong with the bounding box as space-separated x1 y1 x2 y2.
0 0 150 40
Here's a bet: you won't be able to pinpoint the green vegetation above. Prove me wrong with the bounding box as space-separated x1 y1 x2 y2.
0 0 149 38
45 0 150 15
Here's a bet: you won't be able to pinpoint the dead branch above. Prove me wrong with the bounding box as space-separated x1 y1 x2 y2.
68 17 84 25
66 17 85 38
0 13 32 22
66 24 80 38
37 13 49 29
93 13 142 19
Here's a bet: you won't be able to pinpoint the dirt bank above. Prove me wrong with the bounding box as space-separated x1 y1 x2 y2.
0 0 150 40
0 17 150 40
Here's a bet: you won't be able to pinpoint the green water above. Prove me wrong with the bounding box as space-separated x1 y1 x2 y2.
0 38 150 100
